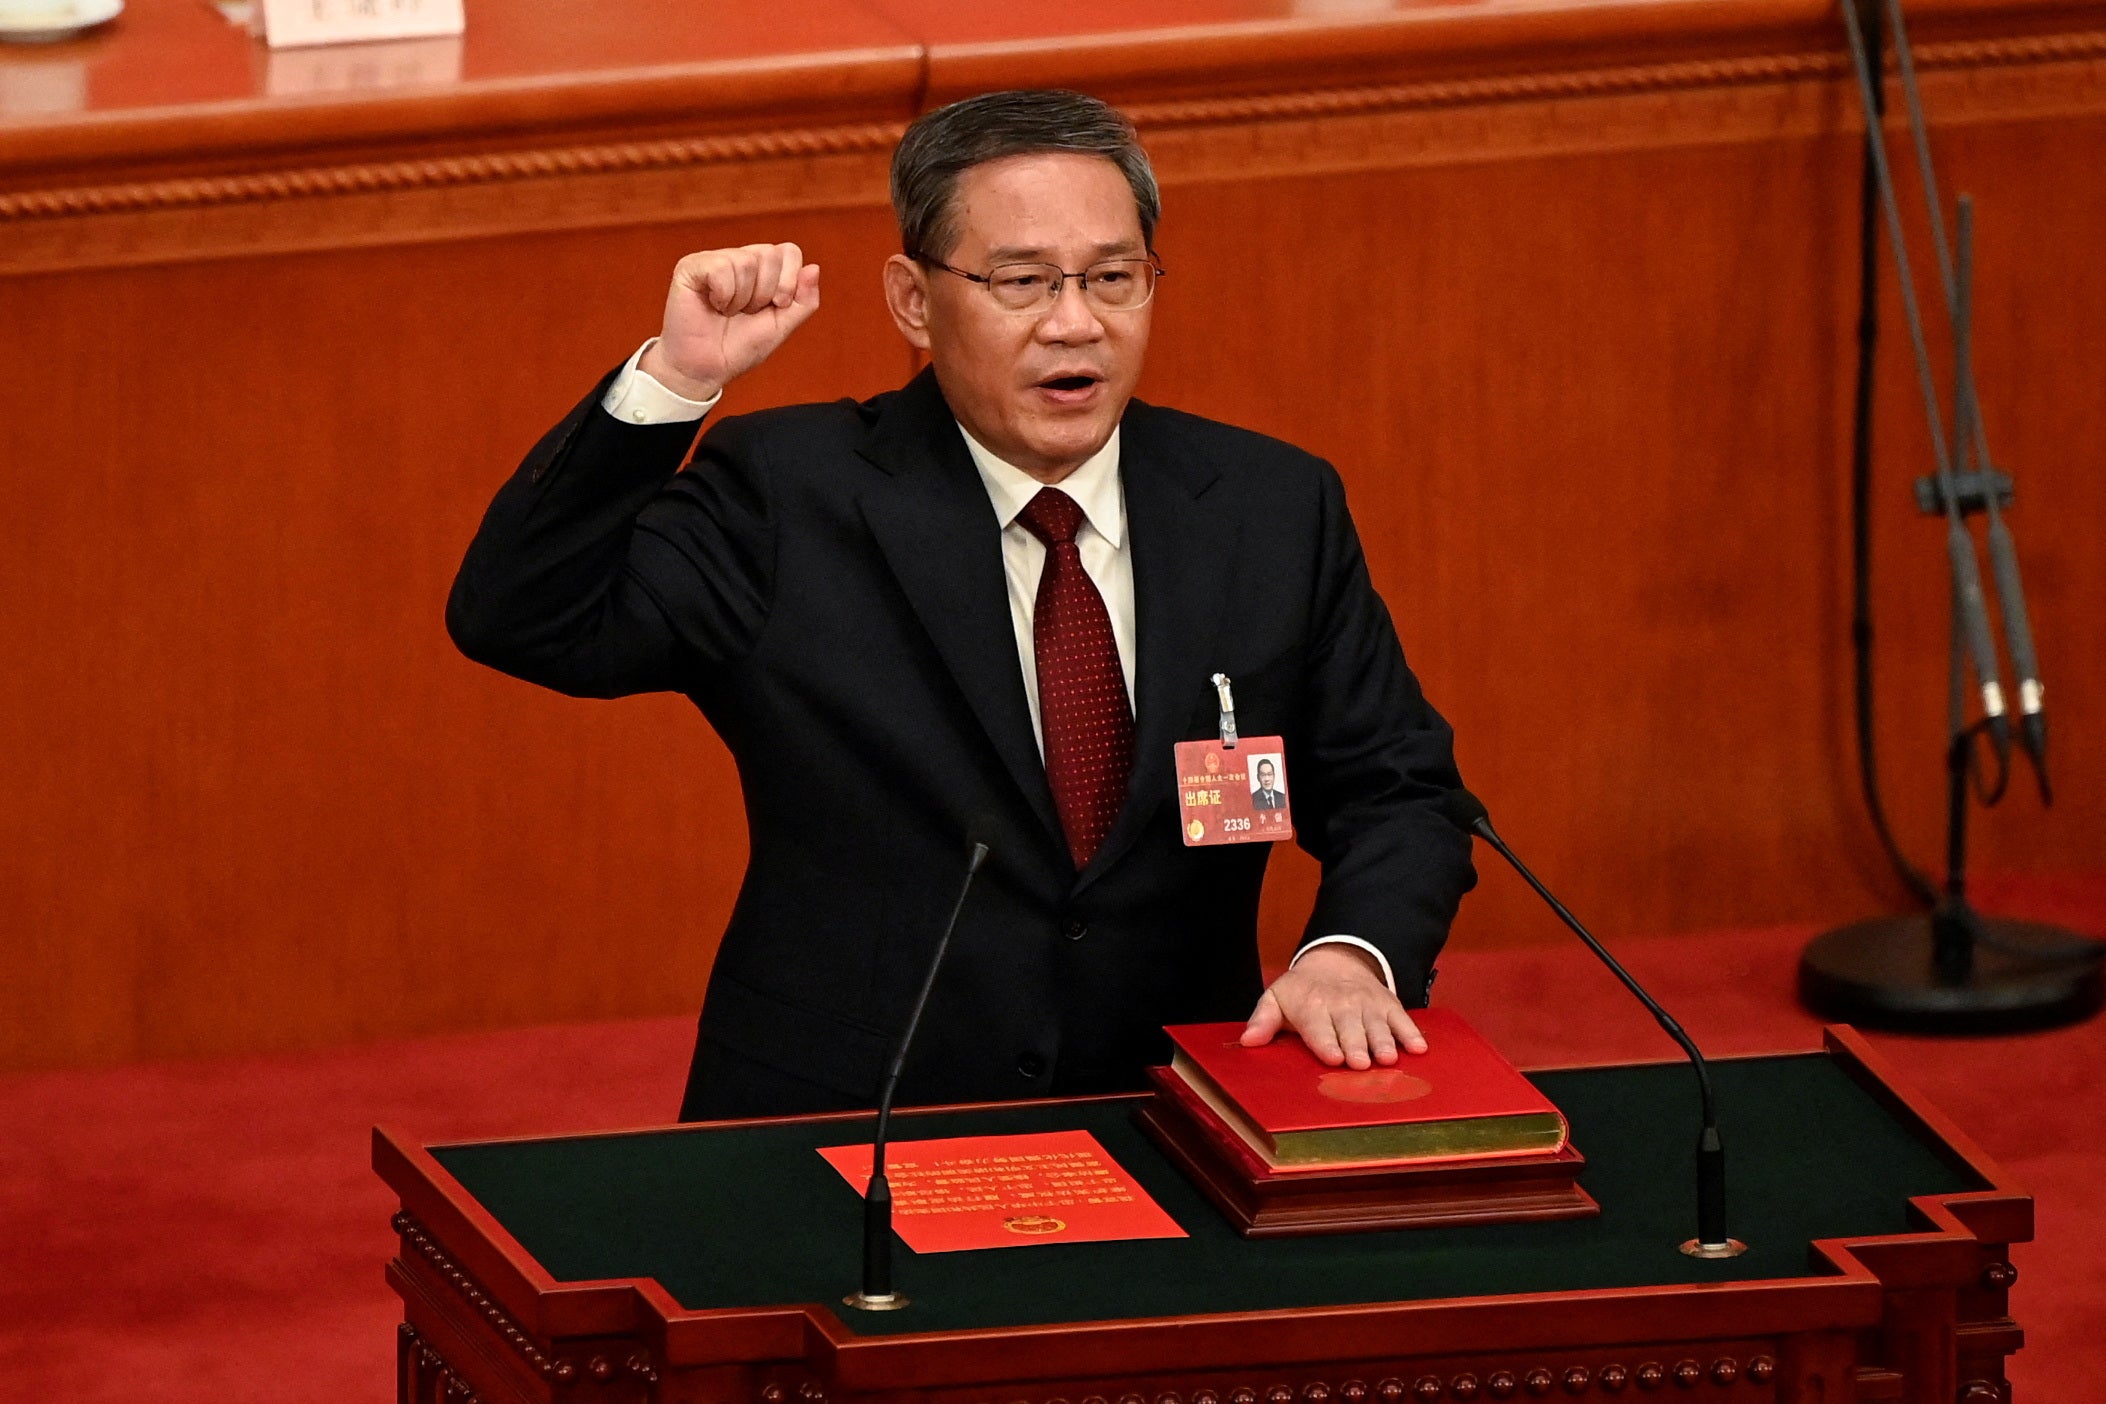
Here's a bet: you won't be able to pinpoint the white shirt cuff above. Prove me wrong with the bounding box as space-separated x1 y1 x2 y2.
1291 935 1398 995
601 338 720 424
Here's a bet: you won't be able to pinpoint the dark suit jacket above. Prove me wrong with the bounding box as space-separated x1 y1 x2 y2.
1252 787 1286 810
448 366 1474 1120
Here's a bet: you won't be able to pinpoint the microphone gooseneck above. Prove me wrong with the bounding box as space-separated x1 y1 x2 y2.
844 831 992 1312
1440 789 1743 1258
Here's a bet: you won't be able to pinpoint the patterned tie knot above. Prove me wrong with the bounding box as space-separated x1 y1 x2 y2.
1017 487 1085 548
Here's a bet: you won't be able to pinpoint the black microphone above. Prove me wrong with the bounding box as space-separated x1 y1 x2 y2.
1438 789 1744 1258
844 825 993 1311
1952 197 2045 797
1836 0 2010 761
1987 512 2049 803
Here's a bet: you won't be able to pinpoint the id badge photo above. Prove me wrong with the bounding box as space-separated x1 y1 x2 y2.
1175 674 1293 847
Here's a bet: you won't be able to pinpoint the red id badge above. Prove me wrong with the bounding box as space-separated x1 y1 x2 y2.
1175 736 1293 846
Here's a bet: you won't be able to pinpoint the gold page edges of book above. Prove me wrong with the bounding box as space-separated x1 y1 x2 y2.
1169 1051 1569 1170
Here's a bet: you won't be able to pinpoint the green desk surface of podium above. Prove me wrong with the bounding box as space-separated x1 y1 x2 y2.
376 1028 2029 1404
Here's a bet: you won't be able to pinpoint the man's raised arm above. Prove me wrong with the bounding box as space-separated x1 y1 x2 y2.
444 245 820 698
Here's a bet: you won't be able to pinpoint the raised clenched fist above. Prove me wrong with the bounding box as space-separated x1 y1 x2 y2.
638 242 821 402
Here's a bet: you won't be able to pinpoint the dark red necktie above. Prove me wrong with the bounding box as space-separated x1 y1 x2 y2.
1017 487 1134 868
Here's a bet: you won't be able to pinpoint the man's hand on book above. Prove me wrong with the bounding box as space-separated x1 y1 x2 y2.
1241 945 1428 1069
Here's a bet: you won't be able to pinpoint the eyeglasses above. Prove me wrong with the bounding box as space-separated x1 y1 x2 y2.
914 255 1165 313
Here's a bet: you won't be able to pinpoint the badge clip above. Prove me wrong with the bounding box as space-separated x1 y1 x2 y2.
1210 672 1238 749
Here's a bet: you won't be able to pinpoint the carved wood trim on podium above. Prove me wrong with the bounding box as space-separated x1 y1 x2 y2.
1126 24 2106 136
5 15 2106 274
399 1321 486 1404
1135 34 2106 190
917 1353 1784 1404
375 1034 2030 1404
0 124 906 223
0 123 904 276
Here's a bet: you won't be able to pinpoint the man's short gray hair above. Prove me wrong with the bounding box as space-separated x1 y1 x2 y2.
891 90 1161 261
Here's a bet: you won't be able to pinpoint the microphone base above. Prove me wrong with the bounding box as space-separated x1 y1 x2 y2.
842 1290 910 1312
1679 1237 1748 1260
1800 915 2104 1034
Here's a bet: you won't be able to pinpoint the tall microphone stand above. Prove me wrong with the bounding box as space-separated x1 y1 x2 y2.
1445 792 1743 1259
1800 0 2103 1032
843 838 991 1312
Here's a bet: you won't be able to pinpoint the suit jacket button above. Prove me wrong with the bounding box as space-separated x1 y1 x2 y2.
1016 1052 1047 1078
1062 919 1089 942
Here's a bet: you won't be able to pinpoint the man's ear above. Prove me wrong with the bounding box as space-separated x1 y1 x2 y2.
882 254 933 351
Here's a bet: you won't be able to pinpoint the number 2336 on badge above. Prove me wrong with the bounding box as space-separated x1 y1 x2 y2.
1174 737 1293 846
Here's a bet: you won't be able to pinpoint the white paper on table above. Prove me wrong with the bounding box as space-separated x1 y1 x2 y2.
258 0 462 51
264 32 460 94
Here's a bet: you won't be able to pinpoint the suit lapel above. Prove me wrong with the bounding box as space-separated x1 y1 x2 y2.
858 381 1240 883
857 370 1064 848
1078 401 1238 891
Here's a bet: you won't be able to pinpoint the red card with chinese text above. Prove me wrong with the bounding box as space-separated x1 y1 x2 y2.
1175 736 1294 845
817 1130 1186 1252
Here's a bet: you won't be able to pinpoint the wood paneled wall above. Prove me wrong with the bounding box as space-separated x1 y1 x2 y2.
4 0 2102 1070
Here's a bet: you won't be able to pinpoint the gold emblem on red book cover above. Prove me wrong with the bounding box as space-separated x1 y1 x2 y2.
1318 1069 1434 1103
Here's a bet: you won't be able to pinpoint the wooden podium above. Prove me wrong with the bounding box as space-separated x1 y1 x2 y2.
374 1028 2030 1404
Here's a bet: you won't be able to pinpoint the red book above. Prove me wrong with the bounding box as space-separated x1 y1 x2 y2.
1163 1009 1567 1171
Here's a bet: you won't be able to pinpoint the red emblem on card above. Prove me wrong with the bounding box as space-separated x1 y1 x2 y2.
1174 735 1293 846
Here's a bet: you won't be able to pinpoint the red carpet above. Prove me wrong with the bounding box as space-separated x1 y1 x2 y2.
4 879 2102 1403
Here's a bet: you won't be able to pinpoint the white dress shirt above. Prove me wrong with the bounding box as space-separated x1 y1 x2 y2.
956 422 1134 751
600 343 1395 994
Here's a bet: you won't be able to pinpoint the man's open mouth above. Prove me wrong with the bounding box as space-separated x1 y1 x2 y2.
1038 374 1099 392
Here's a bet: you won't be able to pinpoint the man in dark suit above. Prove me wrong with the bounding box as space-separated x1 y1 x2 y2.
1251 759 1287 810
448 90 1474 1120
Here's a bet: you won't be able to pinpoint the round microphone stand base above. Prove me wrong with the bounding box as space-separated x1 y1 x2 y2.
1799 914 2104 1034
1679 1238 1748 1260
843 1290 910 1312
